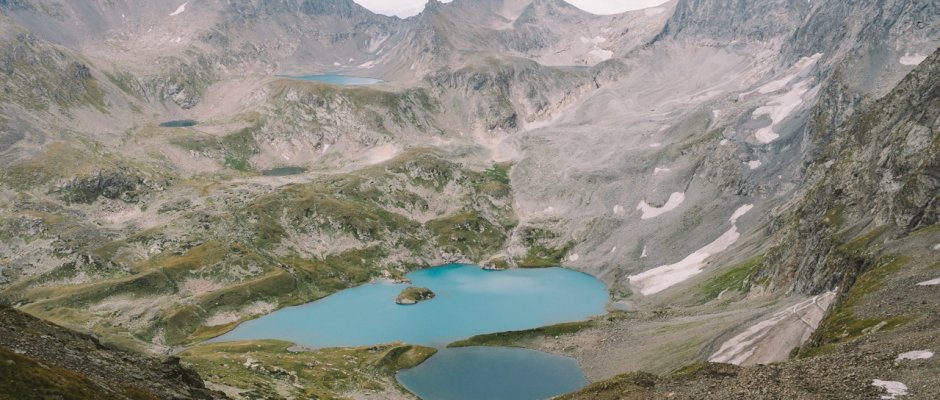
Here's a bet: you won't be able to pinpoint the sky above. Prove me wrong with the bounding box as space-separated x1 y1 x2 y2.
352 0 672 18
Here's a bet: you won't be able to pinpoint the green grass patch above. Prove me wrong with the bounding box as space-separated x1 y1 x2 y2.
519 242 575 268
447 320 596 348
484 162 512 185
699 255 765 302
428 211 506 260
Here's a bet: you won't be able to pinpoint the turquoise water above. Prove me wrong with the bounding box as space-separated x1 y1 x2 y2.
291 74 382 85
212 264 607 399
397 347 589 400
212 264 608 347
159 119 198 127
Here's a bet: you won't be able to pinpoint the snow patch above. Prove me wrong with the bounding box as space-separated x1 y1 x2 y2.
916 277 940 286
709 291 836 365
747 160 762 170
730 204 753 224
755 53 822 94
753 80 812 143
933 243 940 251
169 2 188 16
900 53 927 66
637 192 685 219
649 142 662 148
872 380 908 399
580 36 606 44
589 48 614 61
720 139 730 146
712 109 721 119
629 205 753 295
896 350 933 361
568 253 580 262
368 34 390 53
613 204 626 216
653 167 671 175
640 246 648 258
358 60 376 69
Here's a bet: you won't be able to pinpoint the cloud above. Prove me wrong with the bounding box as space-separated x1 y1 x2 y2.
352 0 452 18
352 0 670 18
564 0 671 15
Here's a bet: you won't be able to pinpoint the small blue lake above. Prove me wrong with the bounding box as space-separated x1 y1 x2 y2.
213 264 608 347
397 347 589 400
289 74 383 86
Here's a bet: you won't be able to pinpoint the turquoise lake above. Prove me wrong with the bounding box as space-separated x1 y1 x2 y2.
290 74 383 85
397 347 589 400
213 264 608 347
212 264 607 399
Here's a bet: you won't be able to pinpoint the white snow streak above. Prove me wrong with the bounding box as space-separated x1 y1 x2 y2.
628 204 753 295
896 350 933 361
745 54 822 144
747 160 762 170
653 167 671 175
900 53 927 66
872 380 908 399
755 53 822 94
709 291 836 365
169 2 188 16
729 204 753 224
753 80 812 143
916 277 940 286
589 48 614 61
637 192 685 219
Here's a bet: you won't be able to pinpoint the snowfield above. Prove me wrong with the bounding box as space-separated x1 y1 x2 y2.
169 2 188 17
872 380 908 399
896 350 933 361
637 192 685 219
628 204 753 295
900 53 928 65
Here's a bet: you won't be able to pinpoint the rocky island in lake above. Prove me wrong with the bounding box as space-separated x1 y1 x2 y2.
396 287 436 305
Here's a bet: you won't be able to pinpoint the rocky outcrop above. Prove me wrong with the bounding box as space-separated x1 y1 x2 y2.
57 171 144 204
395 286 436 305
756 48 940 296
655 0 811 43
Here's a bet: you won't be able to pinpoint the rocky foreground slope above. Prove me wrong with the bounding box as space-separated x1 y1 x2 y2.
0 304 223 399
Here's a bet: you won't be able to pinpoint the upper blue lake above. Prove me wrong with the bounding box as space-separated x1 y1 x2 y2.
212 264 608 347
397 347 589 400
289 74 383 85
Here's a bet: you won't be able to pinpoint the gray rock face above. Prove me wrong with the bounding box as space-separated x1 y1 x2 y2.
765 48 940 295
657 0 811 42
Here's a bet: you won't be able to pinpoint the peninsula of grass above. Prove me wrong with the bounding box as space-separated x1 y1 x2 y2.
447 320 596 348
